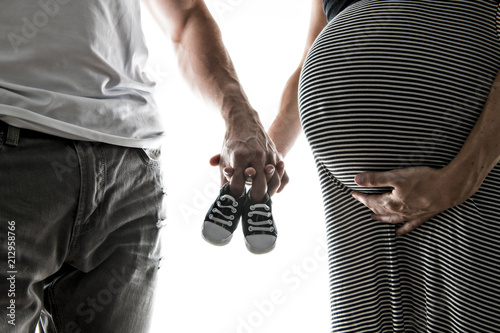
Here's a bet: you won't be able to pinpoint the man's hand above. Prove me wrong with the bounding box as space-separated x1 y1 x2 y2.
209 112 289 201
351 166 472 236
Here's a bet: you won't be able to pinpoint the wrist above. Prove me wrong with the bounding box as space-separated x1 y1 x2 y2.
268 127 295 158
218 82 253 117
441 158 483 207
223 104 263 136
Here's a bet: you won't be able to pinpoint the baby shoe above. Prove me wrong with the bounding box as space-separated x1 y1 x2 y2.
202 183 246 246
242 191 277 254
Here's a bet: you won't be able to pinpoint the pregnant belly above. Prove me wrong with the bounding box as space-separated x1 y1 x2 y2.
298 0 500 192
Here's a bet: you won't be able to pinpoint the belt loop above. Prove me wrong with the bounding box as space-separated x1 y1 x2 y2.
5 125 20 147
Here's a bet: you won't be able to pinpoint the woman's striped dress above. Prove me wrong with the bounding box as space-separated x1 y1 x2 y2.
298 1 500 331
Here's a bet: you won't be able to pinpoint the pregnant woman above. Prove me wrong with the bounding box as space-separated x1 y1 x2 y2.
268 0 500 331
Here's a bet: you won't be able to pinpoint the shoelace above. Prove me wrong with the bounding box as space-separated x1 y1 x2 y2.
247 203 274 232
208 194 238 226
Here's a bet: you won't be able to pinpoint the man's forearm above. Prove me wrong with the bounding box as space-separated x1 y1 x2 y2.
173 6 254 123
143 0 256 125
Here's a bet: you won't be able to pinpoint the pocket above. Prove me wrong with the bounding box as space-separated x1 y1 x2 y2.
135 147 165 192
135 147 162 168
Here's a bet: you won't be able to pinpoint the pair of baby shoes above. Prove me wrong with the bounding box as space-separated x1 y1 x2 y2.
202 183 277 254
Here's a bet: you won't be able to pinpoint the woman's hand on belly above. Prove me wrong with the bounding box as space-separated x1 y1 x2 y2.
351 166 470 236
351 69 500 236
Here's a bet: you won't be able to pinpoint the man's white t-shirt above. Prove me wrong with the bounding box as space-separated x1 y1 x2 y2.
0 0 164 148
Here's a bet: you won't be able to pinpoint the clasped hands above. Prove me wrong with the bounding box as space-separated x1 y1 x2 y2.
211 117 289 203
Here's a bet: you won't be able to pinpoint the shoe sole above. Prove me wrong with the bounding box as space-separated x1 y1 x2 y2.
201 229 233 246
245 239 276 255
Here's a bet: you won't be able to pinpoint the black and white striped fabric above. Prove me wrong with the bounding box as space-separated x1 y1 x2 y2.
299 1 500 332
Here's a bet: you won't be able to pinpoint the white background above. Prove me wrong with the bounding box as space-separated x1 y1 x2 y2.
141 1 330 332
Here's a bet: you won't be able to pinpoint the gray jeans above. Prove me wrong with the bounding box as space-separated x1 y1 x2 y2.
0 122 166 333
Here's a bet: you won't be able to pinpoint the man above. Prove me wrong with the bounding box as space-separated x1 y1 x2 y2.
0 0 286 331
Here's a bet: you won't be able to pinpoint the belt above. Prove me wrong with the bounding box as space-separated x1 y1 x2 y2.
0 121 55 146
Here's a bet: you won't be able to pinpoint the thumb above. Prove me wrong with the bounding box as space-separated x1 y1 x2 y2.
209 154 221 166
